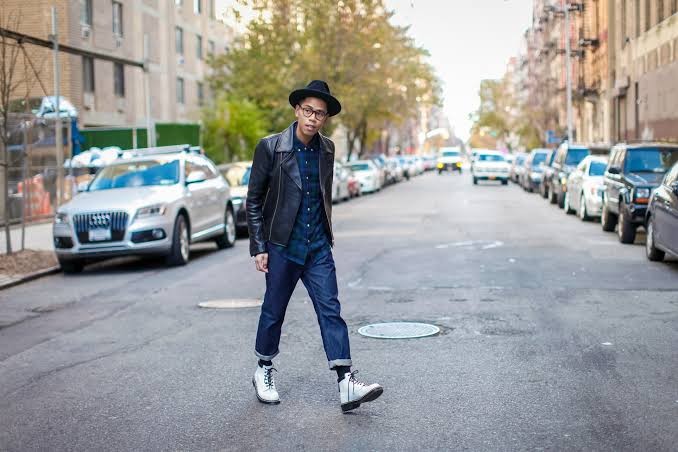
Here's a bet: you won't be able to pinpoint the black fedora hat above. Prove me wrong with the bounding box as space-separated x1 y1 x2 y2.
289 80 342 117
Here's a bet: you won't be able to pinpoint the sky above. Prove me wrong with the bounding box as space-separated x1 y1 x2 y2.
384 0 534 140
216 0 534 141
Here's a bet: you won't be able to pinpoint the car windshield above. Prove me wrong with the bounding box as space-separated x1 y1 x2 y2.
515 155 526 164
89 159 180 191
589 161 607 176
532 153 548 166
241 167 252 186
478 154 504 162
441 151 459 157
565 148 590 165
350 163 370 171
624 148 678 173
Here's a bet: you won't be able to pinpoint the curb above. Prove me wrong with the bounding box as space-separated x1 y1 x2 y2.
0 266 61 291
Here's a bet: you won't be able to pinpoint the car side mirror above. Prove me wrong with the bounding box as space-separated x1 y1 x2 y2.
186 170 207 185
77 181 90 192
607 167 620 175
672 182 678 195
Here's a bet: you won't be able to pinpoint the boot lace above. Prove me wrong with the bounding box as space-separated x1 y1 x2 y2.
264 367 277 390
348 370 367 388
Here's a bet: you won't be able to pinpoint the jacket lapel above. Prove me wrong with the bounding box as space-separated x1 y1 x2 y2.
277 123 301 189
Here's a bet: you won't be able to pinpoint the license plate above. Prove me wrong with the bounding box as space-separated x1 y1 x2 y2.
489 176 496 180
89 228 111 242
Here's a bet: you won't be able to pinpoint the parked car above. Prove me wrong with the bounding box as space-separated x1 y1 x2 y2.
564 155 608 220
332 161 351 203
548 142 591 208
9 95 78 119
385 157 405 184
344 166 362 198
347 160 381 193
601 142 678 243
218 161 252 237
471 151 510 185
539 149 558 199
521 148 551 192
370 157 388 187
645 162 678 262
436 147 463 174
510 153 527 183
397 156 413 180
53 146 236 273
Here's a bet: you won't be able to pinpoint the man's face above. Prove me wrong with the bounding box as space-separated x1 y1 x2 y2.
294 97 328 138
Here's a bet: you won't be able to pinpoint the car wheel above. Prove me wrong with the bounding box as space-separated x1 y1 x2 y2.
549 186 558 204
564 192 575 215
166 214 190 266
216 207 237 249
645 216 665 261
473 177 478 185
617 205 636 244
501 179 508 185
60 259 84 274
557 191 566 209
601 200 617 232
578 192 591 221
541 184 548 199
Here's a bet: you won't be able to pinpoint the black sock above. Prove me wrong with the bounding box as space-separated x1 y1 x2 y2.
336 366 351 382
258 359 272 368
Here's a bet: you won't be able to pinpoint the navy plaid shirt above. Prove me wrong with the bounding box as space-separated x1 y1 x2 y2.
270 126 330 265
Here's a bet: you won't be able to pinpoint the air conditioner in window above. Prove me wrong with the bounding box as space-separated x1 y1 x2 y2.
81 26 91 39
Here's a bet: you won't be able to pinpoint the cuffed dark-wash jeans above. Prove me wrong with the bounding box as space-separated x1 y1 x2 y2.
254 244 352 369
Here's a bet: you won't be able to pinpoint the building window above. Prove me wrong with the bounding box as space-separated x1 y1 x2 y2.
209 0 215 19
177 77 185 104
114 63 125 97
175 27 184 54
112 1 123 36
83 57 95 93
636 0 641 37
196 35 203 60
175 0 182 5
194 0 201 14
622 0 627 46
208 39 215 55
197 82 204 106
80 0 93 26
658 0 665 22
645 0 652 31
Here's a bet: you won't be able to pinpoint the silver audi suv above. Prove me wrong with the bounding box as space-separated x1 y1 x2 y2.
53 146 236 273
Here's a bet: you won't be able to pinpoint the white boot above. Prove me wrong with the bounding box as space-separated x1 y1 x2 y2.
339 370 383 412
253 364 280 404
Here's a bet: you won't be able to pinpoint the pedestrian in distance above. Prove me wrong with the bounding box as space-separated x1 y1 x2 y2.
246 80 383 412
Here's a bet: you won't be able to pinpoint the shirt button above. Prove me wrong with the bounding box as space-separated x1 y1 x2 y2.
308 208 311 211
307 224 310 227
307 191 310 195
306 176 309 180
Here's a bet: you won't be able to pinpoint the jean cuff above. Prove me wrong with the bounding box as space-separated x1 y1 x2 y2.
255 350 279 361
328 359 352 369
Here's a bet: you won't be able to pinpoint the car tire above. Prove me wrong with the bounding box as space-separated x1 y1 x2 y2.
557 191 566 209
473 177 478 185
564 192 575 214
541 184 548 199
501 179 508 185
216 207 237 249
549 186 558 204
645 216 665 262
166 214 190 266
578 192 591 221
617 205 636 244
601 201 617 232
60 259 84 274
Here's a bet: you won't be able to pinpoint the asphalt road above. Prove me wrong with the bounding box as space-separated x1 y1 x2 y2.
1 171 677 451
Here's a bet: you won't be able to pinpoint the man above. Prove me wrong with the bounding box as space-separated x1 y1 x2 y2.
246 80 383 412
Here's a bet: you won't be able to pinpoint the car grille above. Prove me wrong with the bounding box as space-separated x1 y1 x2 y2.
73 211 128 244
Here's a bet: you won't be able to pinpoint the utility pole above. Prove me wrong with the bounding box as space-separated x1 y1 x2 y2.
564 3 573 141
51 6 64 206
143 34 155 147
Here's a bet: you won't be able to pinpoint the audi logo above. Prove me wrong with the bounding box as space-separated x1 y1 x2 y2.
88 213 111 228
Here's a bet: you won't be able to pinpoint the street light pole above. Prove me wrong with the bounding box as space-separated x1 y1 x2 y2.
143 34 155 148
564 3 573 141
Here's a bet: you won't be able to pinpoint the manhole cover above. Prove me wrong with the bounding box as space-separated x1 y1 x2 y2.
358 322 440 339
198 299 262 309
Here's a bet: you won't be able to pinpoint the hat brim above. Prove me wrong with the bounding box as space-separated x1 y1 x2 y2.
289 89 341 117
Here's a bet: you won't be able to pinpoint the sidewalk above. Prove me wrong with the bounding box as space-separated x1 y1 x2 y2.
0 221 59 289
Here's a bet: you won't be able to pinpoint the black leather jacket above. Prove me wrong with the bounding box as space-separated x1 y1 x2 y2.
246 123 335 256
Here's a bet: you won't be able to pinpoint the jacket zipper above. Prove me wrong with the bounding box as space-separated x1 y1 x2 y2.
318 150 334 244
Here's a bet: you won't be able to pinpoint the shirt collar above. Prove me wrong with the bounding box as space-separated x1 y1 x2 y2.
293 122 319 151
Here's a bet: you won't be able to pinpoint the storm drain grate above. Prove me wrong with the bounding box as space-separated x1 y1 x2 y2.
198 299 262 309
358 322 440 339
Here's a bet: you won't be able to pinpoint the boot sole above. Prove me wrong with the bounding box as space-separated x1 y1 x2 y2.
341 386 383 412
252 378 280 405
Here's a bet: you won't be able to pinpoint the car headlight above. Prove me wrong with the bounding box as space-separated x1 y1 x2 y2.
55 212 69 224
634 188 651 199
135 204 167 221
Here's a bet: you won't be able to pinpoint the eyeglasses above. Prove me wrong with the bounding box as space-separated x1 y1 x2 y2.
299 105 328 121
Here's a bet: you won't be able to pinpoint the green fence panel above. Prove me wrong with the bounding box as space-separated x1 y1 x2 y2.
156 123 200 147
81 123 200 151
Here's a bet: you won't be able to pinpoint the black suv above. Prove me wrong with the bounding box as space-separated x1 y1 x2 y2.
547 142 591 208
601 142 678 243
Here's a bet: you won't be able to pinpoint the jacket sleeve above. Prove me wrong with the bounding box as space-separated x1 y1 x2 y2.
246 138 273 256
